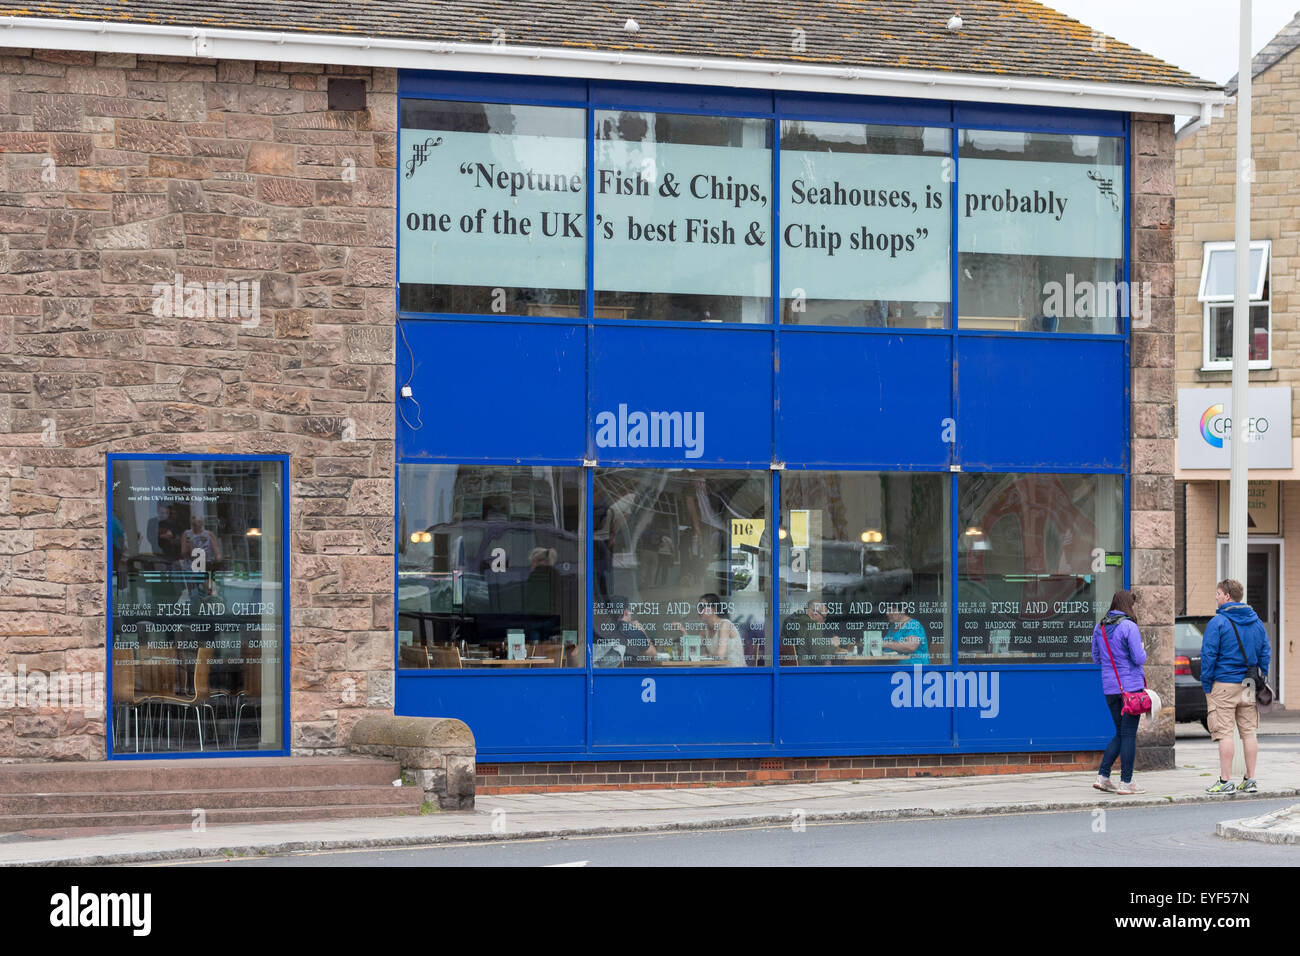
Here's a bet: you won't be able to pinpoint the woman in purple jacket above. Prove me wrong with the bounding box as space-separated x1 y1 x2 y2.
1091 590 1147 794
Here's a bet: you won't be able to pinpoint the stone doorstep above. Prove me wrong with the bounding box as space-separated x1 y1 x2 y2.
0 803 424 839
0 755 425 835
0 756 405 794
0 782 421 814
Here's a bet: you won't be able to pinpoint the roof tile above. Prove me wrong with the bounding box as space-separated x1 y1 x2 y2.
0 0 1219 90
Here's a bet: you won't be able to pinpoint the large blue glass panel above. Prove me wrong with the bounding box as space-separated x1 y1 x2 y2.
952 668 1115 747
591 672 772 746
778 669 952 747
779 332 952 468
396 673 588 752
397 320 586 462
590 325 774 465
956 336 1126 470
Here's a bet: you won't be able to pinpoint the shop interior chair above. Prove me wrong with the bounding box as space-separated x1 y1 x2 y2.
232 652 263 748
400 644 431 668
136 645 182 751
152 648 221 752
534 641 563 665
429 644 462 669
112 647 140 753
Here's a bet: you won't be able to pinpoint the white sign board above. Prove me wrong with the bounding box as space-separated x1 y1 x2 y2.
779 150 950 302
593 139 771 298
399 128 586 291
1177 387 1293 469
959 159 1124 259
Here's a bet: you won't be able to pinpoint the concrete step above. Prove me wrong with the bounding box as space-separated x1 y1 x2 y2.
0 757 424 833
0 783 423 815
0 757 401 794
0 803 423 833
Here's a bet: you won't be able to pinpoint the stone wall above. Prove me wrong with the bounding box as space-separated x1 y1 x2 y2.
1182 481 1219 615
0 49 398 759
1131 113 1177 769
1174 44 1299 405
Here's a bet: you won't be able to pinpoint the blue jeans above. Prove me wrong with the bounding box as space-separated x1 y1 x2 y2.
1099 693 1140 783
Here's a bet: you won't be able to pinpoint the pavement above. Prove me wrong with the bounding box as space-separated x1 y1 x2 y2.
1 713 1297 866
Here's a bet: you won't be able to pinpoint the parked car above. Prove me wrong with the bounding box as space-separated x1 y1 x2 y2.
809 541 915 604
1174 615 1211 730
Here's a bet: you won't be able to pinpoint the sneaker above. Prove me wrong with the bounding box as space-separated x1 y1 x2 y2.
1239 778 1258 793
1116 780 1146 795
1093 775 1118 793
1205 778 1236 794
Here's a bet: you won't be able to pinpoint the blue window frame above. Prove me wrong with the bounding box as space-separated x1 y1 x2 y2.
106 454 290 759
394 72 1131 762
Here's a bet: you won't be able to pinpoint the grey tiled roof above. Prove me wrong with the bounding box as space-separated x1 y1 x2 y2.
0 0 1219 90
1225 10 1300 94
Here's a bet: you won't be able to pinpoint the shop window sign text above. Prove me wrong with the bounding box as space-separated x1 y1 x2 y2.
890 664 1000 718
595 404 704 458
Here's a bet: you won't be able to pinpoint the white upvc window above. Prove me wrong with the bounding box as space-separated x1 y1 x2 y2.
1199 239 1271 370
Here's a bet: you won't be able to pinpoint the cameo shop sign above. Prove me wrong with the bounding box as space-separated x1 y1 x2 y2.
1178 387 1293 469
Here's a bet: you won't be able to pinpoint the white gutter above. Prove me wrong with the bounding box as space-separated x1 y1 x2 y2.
0 15 1226 119
1176 97 1230 142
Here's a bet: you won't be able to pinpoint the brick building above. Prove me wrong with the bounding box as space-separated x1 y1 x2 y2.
1174 12 1300 709
0 2 1223 788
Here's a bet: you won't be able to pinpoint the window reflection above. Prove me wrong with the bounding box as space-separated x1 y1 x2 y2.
594 111 773 323
398 99 587 317
780 121 952 328
958 131 1124 334
957 474 1123 662
397 465 585 668
110 458 284 753
779 472 950 666
593 469 769 666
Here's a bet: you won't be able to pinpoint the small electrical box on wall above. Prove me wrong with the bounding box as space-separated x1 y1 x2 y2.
328 77 367 111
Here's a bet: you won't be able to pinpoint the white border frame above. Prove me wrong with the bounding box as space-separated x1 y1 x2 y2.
1200 240 1271 371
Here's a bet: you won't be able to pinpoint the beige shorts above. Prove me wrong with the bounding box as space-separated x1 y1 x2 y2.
1206 682 1259 741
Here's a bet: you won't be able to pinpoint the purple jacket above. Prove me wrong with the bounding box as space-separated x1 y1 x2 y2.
1091 613 1147 695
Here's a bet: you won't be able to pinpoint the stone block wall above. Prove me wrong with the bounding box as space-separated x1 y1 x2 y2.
0 49 398 759
1182 481 1219 615
1174 43 1299 403
1131 113 1177 769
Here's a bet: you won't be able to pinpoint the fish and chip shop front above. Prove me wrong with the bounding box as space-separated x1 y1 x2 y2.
392 70 1134 764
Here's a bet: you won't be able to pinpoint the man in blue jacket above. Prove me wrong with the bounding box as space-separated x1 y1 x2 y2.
1200 578 1271 794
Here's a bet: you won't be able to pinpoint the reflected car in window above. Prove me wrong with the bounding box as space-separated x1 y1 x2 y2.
812 542 914 602
398 520 581 657
1174 615 1211 730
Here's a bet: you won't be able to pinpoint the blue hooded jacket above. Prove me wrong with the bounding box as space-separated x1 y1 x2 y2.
1091 611 1146 695
1201 602 1271 694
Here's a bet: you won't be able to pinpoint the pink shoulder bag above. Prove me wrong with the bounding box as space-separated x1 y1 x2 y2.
1100 620 1152 716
